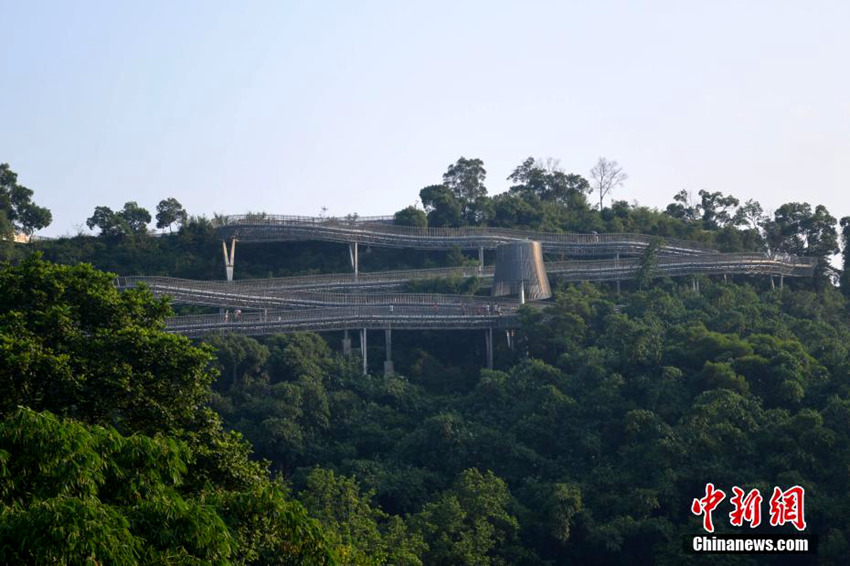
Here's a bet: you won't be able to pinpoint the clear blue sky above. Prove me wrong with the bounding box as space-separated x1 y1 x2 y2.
2 0 849 236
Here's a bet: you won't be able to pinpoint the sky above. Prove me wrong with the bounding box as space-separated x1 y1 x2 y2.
2 0 849 236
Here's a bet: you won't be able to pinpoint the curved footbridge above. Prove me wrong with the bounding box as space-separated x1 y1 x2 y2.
119 214 817 375
212 214 717 279
117 253 816 311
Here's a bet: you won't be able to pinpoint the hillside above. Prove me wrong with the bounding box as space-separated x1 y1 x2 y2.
3 157 849 564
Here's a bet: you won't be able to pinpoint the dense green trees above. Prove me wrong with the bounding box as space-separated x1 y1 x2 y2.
86 201 153 238
0 256 338 563
0 163 52 238
419 184 463 228
4 154 850 562
442 157 488 224
203 277 850 563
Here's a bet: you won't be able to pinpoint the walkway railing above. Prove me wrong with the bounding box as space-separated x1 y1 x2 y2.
118 253 817 310
166 304 519 338
212 214 716 255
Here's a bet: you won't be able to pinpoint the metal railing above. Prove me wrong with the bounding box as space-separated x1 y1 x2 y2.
212 214 716 255
118 253 816 311
166 304 519 338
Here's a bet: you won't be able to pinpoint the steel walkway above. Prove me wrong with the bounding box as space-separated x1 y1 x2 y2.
118 253 816 313
212 214 717 255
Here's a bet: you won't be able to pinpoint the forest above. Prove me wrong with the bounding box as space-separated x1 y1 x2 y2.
2 157 850 564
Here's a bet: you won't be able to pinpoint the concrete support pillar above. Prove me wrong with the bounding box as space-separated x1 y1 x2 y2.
343 330 352 356
485 327 494 370
519 281 526 305
359 328 367 375
222 238 236 282
349 242 359 278
505 330 513 350
384 329 394 377
724 273 728 284
771 277 776 290
478 247 485 274
780 274 784 290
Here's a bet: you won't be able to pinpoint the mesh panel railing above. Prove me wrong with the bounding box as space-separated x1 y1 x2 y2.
166 304 520 337
212 214 716 254
117 253 817 309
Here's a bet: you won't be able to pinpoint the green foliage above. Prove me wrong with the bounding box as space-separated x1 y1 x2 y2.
156 198 189 232
442 157 488 224
0 408 231 564
419 185 462 228
7 156 850 563
209 277 850 563
300 468 425 565
635 237 663 289
0 256 341 564
411 469 519 565
393 206 427 228
0 163 52 238
86 201 152 238
0 255 211 435
507 157 590 209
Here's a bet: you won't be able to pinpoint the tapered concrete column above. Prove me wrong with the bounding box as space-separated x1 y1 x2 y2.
780 274 784 290
384 329 394 376
343 330 352 356
478 247 484 273
349 242 359 278
484 327 493 370
222 238 236 282
359 328 367 375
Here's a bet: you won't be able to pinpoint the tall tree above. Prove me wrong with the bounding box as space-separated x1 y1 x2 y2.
508 157 590 208
119 201 151 234
589 157 627 211
86 202 151 238
0 163 53 237
419 185 463 227
443 157 488 224
86 206 127 238
733 198 767 230
665 189 700 222
155 197 188 232
764 202 838 258
697 190 740 230
763 202 838 282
